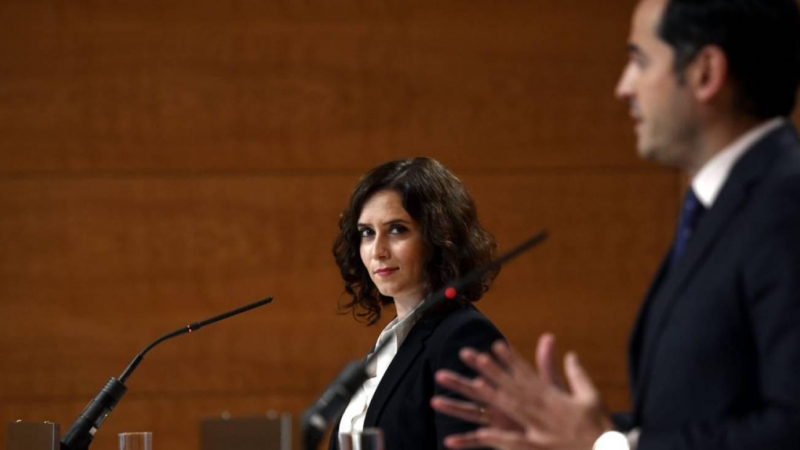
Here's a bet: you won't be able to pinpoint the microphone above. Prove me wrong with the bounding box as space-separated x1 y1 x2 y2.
300 230 548 450
60 296 273 450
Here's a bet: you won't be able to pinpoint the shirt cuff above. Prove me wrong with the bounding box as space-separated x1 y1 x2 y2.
627 428 640 450
593 428 640 450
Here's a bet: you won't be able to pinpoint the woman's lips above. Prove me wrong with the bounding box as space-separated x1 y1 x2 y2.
375 268 398 277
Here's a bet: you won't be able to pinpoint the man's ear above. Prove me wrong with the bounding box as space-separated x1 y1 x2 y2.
685 45 729 102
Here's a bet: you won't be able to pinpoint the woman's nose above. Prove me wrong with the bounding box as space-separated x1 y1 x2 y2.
373 235 390 259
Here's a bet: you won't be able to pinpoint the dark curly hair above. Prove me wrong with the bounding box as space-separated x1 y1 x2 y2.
333 157 498 325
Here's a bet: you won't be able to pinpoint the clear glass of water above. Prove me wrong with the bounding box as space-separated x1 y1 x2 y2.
338 432 353 450
338 428 384 450
355 428 384 450
119 432 152 450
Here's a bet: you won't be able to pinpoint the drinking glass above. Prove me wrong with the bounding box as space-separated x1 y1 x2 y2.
355 428 384 450
119 432 152 450
337 432 353 450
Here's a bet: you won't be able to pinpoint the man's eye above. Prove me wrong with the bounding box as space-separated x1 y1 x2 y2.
631 55 647 69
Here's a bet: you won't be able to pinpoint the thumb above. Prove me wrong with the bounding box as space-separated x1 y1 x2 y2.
564 352 599 401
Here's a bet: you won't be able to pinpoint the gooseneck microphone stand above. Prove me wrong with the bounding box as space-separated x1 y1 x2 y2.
60 296 273 450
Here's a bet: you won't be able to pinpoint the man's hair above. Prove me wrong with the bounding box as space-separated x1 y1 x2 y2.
659 0 800 118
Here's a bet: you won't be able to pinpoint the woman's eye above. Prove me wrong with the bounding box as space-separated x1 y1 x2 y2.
389 225 408 234
359 228 374 238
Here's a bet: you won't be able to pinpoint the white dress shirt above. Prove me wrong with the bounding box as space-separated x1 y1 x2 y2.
692 117 784 208
337 301 427 440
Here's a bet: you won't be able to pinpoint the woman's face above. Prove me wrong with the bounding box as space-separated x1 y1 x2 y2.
357 189 427 304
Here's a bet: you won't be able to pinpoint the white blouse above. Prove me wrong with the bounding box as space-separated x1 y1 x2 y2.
337 301 427 438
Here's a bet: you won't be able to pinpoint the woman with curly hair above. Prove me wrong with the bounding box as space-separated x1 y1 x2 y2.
330 157 504 450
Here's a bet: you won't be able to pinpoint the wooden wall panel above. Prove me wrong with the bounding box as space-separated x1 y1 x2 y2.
0 0 638 174
0 170 675 449
0 176 361 397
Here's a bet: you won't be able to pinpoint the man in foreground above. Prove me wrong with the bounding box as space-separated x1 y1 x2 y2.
431 0 800 448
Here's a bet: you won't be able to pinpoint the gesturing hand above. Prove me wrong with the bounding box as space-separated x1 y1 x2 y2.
431 334 613 450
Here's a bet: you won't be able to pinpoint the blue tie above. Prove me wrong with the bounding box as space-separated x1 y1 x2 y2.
671 188 705 267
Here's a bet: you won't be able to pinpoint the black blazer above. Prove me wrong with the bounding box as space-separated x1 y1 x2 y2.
619 123 800 449
328 302 503 450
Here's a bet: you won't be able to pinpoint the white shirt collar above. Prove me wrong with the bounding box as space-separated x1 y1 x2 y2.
338 300 427 437
691 117 785 208
371 299 426 365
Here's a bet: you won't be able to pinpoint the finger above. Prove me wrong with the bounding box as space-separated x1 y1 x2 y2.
472 349 520 391
470 376 538 430
443 427 531 450
564 351 599 401
459 348 494 383
447 359 546 429
458 347 482 370
491 340 539 381
435 369 491 403
534 333 565 389
430 395 488 425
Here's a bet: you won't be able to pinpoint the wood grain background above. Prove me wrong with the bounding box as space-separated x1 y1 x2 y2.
2 1 798 449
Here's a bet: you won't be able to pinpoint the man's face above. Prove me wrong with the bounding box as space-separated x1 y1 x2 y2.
615 0 699 168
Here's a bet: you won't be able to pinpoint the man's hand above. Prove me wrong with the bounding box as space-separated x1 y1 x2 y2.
431 334 613 450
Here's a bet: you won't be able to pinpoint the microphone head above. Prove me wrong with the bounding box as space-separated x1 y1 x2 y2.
300 408 327 450
300 361 369 450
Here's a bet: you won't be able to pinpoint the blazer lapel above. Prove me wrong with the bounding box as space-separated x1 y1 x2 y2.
628 253 671 396
363 313 441 428
632 124 791 413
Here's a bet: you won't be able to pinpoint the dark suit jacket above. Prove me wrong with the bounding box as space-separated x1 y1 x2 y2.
328 302 503 450
618 122 800 449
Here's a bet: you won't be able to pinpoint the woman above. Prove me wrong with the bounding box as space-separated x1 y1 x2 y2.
330 157 504 450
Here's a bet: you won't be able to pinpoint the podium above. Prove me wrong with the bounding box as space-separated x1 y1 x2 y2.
200 412 292 450
7 421 61 450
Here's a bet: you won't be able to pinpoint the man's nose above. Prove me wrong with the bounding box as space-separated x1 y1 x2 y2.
615 62 636 100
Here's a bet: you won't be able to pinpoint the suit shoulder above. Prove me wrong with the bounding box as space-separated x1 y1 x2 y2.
426 305 503 353
748 132 800 223
767 126 800 179
754 167 800 224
